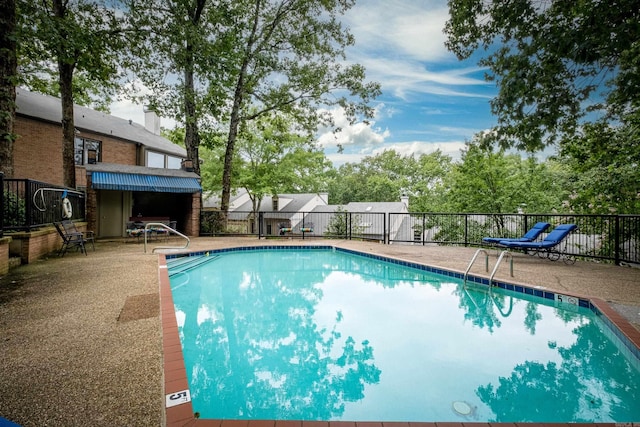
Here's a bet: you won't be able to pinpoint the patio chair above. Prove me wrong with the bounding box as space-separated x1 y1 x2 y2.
482 221 551 245
498 223 578 262
54 221 90 256
62 220 95 251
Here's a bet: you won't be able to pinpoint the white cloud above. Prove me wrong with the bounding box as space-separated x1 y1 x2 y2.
344 0 452 62
372 140 466 159
343 1 492 101
316 105 391 150
327 139 467 167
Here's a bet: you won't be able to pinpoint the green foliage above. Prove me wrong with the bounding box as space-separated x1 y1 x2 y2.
124 0 380 213
16 0 125 108
558 113 640 214
445 143 570 214
3 190 26 228
234 112 331 212
328 150 452 210
444 0 640 151
325 206 364 238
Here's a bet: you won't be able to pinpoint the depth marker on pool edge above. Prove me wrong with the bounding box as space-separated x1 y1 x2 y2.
166 390 191 408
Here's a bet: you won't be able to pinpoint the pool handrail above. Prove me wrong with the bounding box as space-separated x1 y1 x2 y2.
143 222 190 253
489 250 514 286
463 248 489 286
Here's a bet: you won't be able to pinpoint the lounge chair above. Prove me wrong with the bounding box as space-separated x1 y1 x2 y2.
498 224 578 262
482 221 551 245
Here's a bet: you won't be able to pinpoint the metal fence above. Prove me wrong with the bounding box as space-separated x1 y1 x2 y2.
1 177 86 232
392 213 639 265
201 210 640 265
200 210 388 242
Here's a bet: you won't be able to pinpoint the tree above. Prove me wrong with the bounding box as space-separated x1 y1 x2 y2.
446 142 570 214
213 0 380 215
0 0 17 177
558 112 640 214
329 151 414 204
125 0 231 177
444 0 640 151
232 111 332 216
327 150 452 209
17 0 126 187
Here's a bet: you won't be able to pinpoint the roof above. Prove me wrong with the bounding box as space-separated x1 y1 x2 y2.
15 88 186 158
203 189 322 213
86 163 201 193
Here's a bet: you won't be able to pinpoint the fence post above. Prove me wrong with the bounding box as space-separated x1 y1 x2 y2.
464 214 469 247
25 179 33 230
614 215 620 265
384 212 387 244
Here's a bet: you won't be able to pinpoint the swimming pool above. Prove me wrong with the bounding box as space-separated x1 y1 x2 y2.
162 246 640 424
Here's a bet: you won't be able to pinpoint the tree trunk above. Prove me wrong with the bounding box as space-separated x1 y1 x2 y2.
0 0 17 178
182 0 206 177
59 60 76 188
220 1 261 215
220 95 242 214
183 52 200 176
53 0 76 188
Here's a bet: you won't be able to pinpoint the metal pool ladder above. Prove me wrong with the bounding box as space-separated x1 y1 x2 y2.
464 249 514 288
142 222 191 253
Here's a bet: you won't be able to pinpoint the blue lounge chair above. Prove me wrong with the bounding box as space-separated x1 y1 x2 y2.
499 224 578 263
482 222 551 245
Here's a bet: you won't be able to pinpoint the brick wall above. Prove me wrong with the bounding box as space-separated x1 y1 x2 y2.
13 116 138 186
14 118 64 184
9 223 91 264
0 237 10 275
86 175 98 233
184 192 201 236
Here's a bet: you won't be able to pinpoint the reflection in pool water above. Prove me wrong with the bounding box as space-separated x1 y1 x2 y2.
168 248 640 422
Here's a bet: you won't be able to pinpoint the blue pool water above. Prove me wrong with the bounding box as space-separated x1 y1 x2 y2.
167 247 640 423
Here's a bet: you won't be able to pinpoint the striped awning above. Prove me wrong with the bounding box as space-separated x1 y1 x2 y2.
91 172 201 193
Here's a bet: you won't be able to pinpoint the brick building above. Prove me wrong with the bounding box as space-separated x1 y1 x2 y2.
14 89 201 238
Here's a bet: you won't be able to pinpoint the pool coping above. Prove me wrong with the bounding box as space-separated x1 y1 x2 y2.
159 245 640 427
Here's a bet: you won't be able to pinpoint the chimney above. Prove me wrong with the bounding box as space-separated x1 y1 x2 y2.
400 194 409 208
143 105 161 135
319 192 329 204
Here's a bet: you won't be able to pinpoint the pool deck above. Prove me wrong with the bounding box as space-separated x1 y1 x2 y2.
1 237 639 426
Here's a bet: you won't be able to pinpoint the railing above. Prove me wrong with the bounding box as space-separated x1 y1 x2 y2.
200 210 388 242
389 213 640 265
143 222 190 254
201 210 640 265
2 178 86 232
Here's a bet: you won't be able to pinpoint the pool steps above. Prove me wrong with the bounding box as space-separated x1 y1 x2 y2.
167 254 219 276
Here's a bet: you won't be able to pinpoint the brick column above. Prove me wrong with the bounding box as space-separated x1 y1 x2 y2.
184 192 201 236
85 174 98 234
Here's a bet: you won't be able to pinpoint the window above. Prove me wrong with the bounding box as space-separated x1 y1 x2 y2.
167 155 182 169
146 151 183 169
147 151 165 168
74 138 101 165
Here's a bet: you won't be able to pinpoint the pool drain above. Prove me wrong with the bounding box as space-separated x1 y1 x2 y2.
452 401 472 416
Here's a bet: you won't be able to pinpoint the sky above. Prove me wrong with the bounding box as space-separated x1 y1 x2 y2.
109 0 500 166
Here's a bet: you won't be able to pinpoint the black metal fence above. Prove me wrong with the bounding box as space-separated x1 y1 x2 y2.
390 213 639 265
201 210 640 265
1 177 86 232
200 210 388 241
